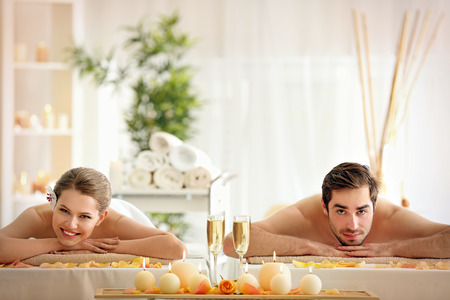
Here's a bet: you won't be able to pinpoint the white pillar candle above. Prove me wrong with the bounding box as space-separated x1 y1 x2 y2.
58 113 69 130
258 252 291 291
36 41 49 62
43 104 55 129
299 266 322 295
159 263 181 294
109 160 123 191
16 171 32 194
134 270 156 291
171 253 199 289
14 43 27 62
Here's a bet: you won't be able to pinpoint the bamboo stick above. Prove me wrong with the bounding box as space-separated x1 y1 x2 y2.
352 10 376 172
392 11 431 133
401 12 445 124
362 13 378 168
378 11 411 178
402 10 421 77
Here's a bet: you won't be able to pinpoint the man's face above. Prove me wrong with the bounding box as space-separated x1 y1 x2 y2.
322 186 375 246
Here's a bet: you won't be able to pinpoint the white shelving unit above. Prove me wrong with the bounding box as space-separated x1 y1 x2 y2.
1 0 82 227
112 173 232 220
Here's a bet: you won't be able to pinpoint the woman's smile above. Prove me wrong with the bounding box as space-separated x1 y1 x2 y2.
60 228 80 238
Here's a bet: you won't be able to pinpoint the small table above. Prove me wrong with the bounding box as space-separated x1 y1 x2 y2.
94 288 380 299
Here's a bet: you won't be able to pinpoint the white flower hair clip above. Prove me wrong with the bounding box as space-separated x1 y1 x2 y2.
45 186 57 210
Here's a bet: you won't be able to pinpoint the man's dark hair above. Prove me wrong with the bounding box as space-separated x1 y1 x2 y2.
322 162 380 210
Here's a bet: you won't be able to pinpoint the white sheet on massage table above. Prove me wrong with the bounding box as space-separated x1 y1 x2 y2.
0 259 208 300
247 263 449 300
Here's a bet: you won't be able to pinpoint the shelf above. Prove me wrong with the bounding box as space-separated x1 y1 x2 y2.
2 0 81 226
14 62 71 70
14 193 46 203
14 128 73 136
113 187 209 197
14 0 74 4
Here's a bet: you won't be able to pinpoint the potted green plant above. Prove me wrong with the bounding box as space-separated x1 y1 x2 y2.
70 12 201 152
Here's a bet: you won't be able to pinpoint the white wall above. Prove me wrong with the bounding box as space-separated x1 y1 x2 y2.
77 0 450 225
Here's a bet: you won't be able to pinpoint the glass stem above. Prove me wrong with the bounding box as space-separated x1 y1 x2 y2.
239 255 243 274
213 254 218 285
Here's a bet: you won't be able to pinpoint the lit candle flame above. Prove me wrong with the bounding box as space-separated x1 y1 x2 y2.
198 263 202 274
273 251 276 262
142 257 146 270
168 262 172 273
245 262 249 274
19 171 28 185
44 104 53 113
309 266 312 274
182 250 186 262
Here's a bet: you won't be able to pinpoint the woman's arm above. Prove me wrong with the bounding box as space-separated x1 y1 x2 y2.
105 214 186 260
0 207 63 262
0 206 119 263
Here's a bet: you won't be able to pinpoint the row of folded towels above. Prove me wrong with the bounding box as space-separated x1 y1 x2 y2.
127 132 215 189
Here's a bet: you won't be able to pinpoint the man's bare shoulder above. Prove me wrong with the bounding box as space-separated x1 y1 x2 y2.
292 194 323 214
255 194 327 238
369 196 449 242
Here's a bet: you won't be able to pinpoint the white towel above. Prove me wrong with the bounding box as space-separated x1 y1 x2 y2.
153 165 184 189
184 167 211 188
169 144 212 172
136 150 168 172
127 168 152 187
149 132 183 155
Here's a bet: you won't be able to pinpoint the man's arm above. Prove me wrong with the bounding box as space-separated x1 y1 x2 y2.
339 204 450 258
223 224 346 258
339 227 450 258
223 199 347 258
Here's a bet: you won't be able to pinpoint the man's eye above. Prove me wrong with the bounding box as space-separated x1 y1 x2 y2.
337 210 345 215
358 210 367 215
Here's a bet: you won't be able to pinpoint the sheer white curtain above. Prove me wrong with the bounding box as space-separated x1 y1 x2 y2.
81 0 450 224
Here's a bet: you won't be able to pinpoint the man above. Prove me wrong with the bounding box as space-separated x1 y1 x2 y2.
223 162 450 258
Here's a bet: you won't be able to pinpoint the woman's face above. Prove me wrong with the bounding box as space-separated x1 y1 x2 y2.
52 188 106 247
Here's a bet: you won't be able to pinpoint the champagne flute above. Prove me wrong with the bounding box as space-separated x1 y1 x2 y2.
232 215 251 273
207 215 225 285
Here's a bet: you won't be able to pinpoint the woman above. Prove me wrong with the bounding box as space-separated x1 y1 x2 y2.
0 167 186 263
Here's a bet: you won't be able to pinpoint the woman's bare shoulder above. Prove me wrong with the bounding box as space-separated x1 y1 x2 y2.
0 204 52 238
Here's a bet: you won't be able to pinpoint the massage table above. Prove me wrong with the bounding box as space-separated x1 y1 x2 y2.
0 258 208 300
245 256 450 300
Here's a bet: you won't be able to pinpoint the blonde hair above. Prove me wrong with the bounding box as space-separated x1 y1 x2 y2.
54 167 111 213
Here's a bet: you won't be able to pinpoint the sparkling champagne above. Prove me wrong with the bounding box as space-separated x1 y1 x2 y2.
207 219 225 256
232 220 250 256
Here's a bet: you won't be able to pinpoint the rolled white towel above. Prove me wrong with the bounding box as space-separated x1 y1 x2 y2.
127 168 152 188
154 165 184 189
136 150 168 172
149 132 183 155
184 166 211 188
169 144 212 172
